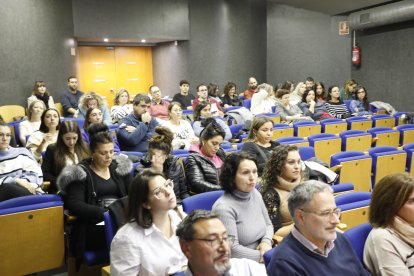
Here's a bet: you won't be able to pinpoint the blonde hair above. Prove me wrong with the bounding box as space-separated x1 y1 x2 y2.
114 88 130 105
79 91 104 108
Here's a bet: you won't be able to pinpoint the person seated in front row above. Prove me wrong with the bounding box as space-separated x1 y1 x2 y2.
177 210 267 276
110 169 187 275
267 180 369 276
260 145 304 238
0 122 44 202
57 123 132 270
324 85 352 119
75 91 112 124
192 101 232 141
117 94 159 152
185 121 226 194
212 152 273 262
274 89 313 123
297 89 332 121
26 108 60 163
349 86 373 117
241 116 279 176
19 99 45 146
82 107 121 153
135 126 189 205
110 88 133 124
42 120 90 194
363 173 414 275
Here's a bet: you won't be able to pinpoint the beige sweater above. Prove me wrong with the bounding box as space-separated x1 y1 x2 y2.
364 227 414 276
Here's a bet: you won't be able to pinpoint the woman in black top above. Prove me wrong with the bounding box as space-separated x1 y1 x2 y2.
241 116 279 175
221 82 243 109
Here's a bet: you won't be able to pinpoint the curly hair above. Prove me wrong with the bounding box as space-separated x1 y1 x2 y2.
260 144 299 193
148 126 174 155
223 82 236 97
220 152 257 194
301 89 315 103
79 91 104 109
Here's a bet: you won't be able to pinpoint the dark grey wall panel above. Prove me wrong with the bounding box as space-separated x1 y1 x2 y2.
152 41 190 97
0 0 75 106
72 0 189 40
351 22 414 111
267 4 351 87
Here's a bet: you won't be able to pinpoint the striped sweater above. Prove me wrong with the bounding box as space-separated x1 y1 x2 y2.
0 146 44 193
324 101 348 119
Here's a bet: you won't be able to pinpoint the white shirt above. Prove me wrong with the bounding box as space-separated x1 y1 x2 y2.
18 120 41 146
162 120 198 150
185 258 267 276
110 210 187 276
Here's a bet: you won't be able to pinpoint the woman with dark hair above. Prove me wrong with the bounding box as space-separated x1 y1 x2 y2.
349 86 373 116
110 169 187 275
208 82 222 105
221 82 242 109
185 121 227 194
364 173 414 275
315 81 327 102
0 122 44 202
57 123 132 269
260 145 304 238
27 80 55 109
297 89 331 121
42 120 90 193
212 152 273 262
192 101 232 141
82 107 121 153
274 89 313 123
26 108 60 163
324 85 351 119
163 102 198 150
19 99 45 146
241 116 279 175
136 126 189 204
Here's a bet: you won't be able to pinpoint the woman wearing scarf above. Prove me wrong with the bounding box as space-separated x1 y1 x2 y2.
27 81 55 109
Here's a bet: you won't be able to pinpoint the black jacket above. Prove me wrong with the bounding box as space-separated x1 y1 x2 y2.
185 148 226 194
57 155 132 268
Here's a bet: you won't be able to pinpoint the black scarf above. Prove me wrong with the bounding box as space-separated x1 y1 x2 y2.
36 94 50 108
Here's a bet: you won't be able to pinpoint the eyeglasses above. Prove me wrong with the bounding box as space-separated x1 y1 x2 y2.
300 207 341 220
152 179 174 199
192 235 235 249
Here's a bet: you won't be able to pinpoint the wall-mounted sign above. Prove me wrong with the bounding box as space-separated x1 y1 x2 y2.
339 21 349 35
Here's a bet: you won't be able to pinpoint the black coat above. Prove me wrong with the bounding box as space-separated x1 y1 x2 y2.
184 148 226 194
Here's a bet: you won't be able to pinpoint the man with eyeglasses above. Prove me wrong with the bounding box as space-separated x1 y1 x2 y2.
177 210 267 276
148 85 170 121
267 180 369 276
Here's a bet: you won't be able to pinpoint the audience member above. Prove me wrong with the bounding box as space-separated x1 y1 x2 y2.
110 169 187 275
304 77 315 90
192 84 224 116
75 91 111 124
250 83 275 115
0 122 43 202
349 85 373 116
110 88 133 123
162 102 199 150
26 108 60 163
185 121 226 194
82 108 120 153
281 80 294 93
243 77 258 99
324 85 352 119
19 99 45 146
42 120 90 193
0 115 16 146
260 145 303 237
315 81 327 102
27 80 55 109
289 82 306 105
61 76 84 117
221 82 243 109
177 210 267 276
297 89 332 121
208 83 223 106
275 89 313 123
340 79 358 100
267 180 369 276
117 94 159 152
172 80 195 110
57 123 132 270
136 126 189 204
241 116 279 175
213 152 273 262
364 173 414 275
192 102 231 141
148 85 170 121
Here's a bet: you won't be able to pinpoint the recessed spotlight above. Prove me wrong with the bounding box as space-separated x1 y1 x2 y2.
141 39 146 43
103 38 109 42
174 41 178 46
